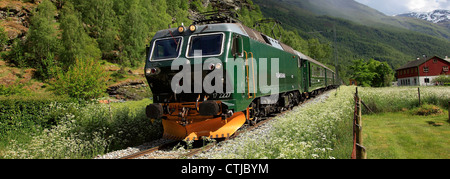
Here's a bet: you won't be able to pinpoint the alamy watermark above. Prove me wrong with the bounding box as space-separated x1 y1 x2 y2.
169 50 282 104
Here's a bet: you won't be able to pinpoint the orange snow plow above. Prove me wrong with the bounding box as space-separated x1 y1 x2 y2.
160 102 246 141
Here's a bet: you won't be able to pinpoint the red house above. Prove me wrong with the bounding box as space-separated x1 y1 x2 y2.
396 56 450 86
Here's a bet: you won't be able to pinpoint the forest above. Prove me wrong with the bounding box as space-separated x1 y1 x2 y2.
1 0 338 99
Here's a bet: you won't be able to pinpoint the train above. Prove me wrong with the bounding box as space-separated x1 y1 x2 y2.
144 17 338 141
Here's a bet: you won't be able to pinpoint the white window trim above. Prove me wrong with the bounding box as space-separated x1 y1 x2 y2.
149 36 184 62
185 32 226 58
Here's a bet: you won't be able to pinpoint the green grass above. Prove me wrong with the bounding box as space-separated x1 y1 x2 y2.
363 110 450 159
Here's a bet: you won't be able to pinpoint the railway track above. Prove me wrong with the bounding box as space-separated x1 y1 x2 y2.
119 92 326 159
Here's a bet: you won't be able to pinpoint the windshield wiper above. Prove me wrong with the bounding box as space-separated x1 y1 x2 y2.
168 30 181 52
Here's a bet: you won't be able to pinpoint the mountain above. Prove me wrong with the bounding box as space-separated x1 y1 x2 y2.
397 10 450 24
262 0 450 40
274 0 388 26
253 0 450 79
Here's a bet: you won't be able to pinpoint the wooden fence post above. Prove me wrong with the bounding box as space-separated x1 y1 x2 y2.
352 87 367 159
356 96 367 159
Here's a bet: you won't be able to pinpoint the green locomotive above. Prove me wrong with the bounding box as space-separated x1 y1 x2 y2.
144 20 338 140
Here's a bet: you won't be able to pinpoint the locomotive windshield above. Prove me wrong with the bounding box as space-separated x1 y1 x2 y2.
187 33 224 57
151 37 182 60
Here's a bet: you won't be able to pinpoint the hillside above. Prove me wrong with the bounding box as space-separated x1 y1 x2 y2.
254 0 450 79
264 0 450 41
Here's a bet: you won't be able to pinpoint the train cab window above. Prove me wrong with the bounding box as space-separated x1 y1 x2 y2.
187 33 224 57
151 37 183 61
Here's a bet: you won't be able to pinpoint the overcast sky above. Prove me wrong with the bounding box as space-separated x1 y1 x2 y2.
355 0 450 15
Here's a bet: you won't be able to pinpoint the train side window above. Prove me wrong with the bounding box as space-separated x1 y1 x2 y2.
232 34 243 57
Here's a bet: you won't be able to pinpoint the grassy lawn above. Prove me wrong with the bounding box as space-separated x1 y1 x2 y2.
363 110 450 159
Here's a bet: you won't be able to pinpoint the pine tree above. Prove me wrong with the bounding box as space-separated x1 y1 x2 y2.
59 2 101 66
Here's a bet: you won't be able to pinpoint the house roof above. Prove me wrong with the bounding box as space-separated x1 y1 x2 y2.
396 56 445 70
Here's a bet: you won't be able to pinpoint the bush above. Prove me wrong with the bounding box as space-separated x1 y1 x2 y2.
0 26 8 51
411 104 443 116
0 95 73 133
0 83 31 97
432 75 450 85
3 39 28 68
51 58 109 100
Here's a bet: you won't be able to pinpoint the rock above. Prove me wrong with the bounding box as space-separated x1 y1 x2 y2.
0 0 37 47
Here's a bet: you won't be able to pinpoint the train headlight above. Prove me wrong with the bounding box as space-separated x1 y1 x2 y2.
215 63 222 70
205 63 223 71
178 25 185 33
207 63 215 70
145 67 160 76
189 24 197 32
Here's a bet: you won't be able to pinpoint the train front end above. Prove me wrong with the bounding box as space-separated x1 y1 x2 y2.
144 23 247 141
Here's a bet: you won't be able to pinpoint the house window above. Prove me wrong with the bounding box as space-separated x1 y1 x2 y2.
425 78 430 83
423 67 429 73
444 66 449 72
433 59 438 63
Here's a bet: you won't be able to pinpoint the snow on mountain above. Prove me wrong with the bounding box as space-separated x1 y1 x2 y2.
396 9 450 24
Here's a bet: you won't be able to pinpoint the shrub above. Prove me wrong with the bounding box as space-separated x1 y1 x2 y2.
0 95 73 134
51 58 109 100
432 75 450 85
0 83 31 97
411 104 443 116
0 26 8 51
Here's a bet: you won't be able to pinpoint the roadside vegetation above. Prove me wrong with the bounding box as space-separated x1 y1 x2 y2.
0 98 161 159
209 86 355 159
